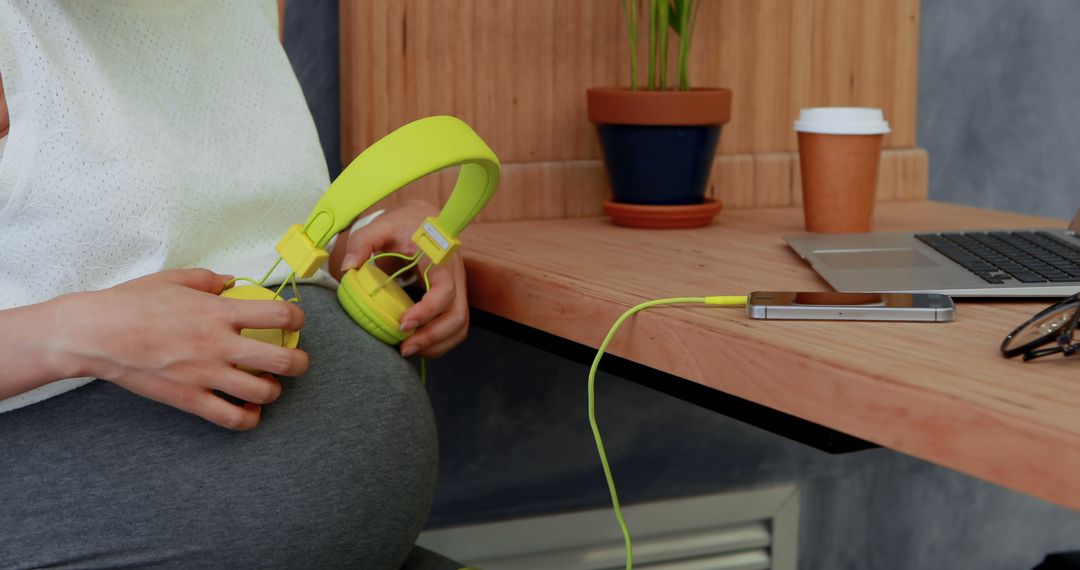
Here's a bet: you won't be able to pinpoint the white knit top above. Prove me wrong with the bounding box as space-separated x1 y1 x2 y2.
0 0 331 412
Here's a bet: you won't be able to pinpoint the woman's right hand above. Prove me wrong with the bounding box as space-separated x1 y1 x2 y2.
56 269 308 430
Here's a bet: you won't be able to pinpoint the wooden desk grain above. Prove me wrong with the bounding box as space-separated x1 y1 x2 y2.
461 201 1080 510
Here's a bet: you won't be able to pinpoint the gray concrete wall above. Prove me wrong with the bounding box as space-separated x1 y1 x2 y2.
283 0 340 179
920 0 1080 218
283 2 1080 568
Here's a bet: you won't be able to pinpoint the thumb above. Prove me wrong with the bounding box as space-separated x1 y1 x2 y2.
340 221 399 272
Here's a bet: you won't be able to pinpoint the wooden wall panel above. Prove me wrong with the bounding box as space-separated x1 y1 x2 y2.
341 0 925 216
684 0 813 154
342 1 621 165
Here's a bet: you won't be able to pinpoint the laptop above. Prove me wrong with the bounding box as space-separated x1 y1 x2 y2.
784 207 1080 297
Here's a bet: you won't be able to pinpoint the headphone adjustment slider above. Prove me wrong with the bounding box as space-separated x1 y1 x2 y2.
275 224 330 279
412 217 461 265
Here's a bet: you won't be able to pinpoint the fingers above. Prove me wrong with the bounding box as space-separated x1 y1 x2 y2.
340 221 400 272
403 309 469 358
134 376 262 431
399 263 455 331
197 394 262 431
400 290 469 358
133 268 232 294
164 269 232 293
225 299 306 331
211 371 283 405
398 259 469 357
230 337 310 377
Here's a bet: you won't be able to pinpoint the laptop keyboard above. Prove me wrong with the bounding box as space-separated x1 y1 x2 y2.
914 231 1080 285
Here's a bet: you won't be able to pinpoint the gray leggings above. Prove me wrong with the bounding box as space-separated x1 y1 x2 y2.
0 285 445 569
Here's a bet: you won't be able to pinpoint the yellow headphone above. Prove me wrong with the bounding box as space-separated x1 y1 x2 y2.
221 115 500 348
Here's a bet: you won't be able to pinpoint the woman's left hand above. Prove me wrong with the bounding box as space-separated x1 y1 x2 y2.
331 200 469 358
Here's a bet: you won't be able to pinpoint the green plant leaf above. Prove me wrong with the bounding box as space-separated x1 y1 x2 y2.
669 0 682 35
648 0 657 89
622 0 638 89
677 0 695 89
657 0 669 89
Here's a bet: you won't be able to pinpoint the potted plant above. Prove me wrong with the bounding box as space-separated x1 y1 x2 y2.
588 0 732 228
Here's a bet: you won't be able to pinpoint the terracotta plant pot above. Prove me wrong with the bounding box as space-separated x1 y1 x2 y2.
587 88 732 210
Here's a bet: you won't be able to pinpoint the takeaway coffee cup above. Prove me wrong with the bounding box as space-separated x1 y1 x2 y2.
794 108 890 232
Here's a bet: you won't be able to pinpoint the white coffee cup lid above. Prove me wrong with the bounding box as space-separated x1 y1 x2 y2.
794 107 890 135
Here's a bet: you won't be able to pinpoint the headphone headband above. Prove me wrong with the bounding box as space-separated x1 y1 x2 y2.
303 115 501 249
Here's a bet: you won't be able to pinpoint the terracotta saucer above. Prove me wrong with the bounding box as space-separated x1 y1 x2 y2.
602 198 723 229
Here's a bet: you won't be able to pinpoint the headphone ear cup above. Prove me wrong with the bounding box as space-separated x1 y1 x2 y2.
337 265 414 346
219 285 301 349
337 282 405 345
220 284 301 374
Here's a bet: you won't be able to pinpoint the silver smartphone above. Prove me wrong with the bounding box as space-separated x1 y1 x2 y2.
746 291 955 322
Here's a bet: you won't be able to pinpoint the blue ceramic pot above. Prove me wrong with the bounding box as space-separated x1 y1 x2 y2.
595 124 722 205
587 87 732 206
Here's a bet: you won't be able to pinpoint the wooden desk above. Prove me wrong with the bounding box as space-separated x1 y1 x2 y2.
461 201 1080 511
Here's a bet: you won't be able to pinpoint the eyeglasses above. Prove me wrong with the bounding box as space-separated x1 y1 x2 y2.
1001 293 1080 361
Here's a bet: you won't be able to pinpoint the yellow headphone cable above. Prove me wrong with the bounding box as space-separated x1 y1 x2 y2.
589 295 749 570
